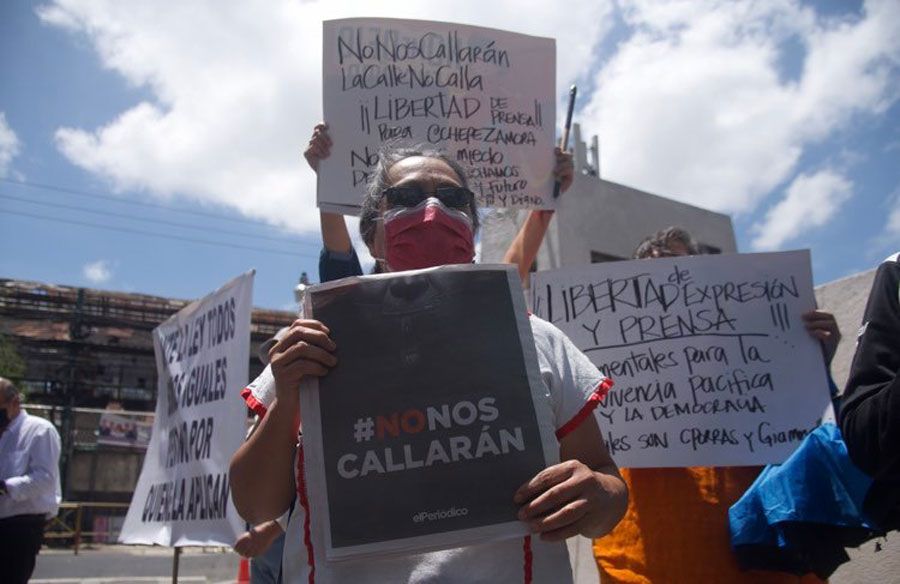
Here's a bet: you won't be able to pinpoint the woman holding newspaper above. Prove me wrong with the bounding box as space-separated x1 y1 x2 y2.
230 136 627 583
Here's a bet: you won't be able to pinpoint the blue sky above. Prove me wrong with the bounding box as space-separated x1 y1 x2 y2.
1 0 898 310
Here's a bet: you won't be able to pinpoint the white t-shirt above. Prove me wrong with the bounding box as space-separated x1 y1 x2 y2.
243 315 611 584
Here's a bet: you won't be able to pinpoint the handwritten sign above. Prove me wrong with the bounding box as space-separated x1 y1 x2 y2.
319 18 556 214
531 251 831 468
119 272 253 546
299 265 558 560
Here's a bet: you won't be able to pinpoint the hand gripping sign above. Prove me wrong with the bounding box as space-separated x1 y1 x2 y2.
298 265 558 560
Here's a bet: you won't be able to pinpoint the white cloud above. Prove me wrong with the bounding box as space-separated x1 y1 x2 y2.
35 0 900 246
580 0 899 214
0 112 21 178
886 205 900 240
751 169 852 249
877 186 900 247
83 259 113 284
38 0 614 234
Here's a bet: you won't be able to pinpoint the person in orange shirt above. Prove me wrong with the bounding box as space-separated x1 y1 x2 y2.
593 227 839 584
505 225 841 582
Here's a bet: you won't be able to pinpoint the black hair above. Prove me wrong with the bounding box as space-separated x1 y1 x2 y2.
633 226 699 259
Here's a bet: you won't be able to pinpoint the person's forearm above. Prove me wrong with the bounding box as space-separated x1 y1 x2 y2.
4 469 54 501
580 464 628 538
258 518 285 538
230 396 300 524
503 211 553 283
5 433 59 501
320 211 353 254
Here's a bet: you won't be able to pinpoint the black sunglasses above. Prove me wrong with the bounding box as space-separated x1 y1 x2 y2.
382 185 475 210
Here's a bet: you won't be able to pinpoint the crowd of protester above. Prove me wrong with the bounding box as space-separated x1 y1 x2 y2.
1 111 894 583
221 122 899 584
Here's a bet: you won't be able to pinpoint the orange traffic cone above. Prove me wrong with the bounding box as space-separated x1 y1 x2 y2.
237 556 251 583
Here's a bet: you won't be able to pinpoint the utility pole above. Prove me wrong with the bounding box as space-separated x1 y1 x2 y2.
62 288 88 499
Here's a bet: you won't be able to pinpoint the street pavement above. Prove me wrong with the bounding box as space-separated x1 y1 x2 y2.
31 544 242 584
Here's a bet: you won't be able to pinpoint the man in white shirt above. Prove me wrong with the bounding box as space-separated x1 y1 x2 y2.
0 377 62 584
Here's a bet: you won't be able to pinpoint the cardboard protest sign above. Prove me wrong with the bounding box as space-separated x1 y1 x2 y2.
532 251 831 468
299 265 558 561
319 18 556 214
119 271 253 546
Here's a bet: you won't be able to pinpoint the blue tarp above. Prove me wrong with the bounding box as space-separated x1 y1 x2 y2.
729 424 881 577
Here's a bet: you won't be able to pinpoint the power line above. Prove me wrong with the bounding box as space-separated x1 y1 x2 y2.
0 192 319 248
0 208 318 259
0 177 311 231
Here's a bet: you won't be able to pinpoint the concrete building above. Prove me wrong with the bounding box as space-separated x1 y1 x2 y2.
0 278 293 410
480 123 737 274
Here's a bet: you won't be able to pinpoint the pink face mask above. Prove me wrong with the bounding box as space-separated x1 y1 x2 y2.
382 198 475 272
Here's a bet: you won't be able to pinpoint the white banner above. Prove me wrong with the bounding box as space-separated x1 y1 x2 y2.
319 18 556 214
119 271 254 546
532 251 831 468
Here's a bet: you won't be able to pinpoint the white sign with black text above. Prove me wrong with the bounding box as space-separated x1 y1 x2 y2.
319 18 556 214
119 271 253 546
532 251 831 468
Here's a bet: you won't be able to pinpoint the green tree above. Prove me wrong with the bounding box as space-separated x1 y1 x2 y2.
0 333 26 383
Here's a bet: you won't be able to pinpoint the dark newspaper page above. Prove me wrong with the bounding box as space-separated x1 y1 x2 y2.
300 264 558 561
